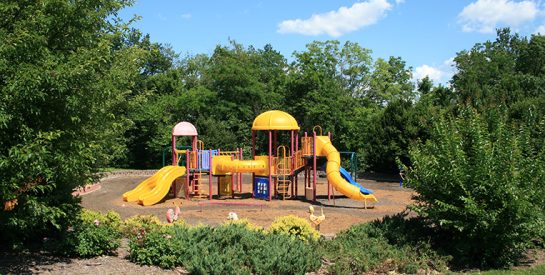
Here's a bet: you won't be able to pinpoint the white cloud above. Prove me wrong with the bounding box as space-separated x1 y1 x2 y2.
413 58 456 84
534 24 545 34
395 0 405 4
181 13 192 20
458 0 539 33
277 0 392 37
414 65 444 83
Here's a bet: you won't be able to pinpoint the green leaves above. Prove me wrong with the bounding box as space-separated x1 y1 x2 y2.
406 108 545 268
321 215 449 274
0 0 138 245
128 223 321 273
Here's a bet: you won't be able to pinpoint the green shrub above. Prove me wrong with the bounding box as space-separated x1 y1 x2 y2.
52 209 122 257
322 217 449 274
406 108 545 268
129 222 321 273
80 209 122 230
224 218 264 232
268 215 320 242
121 215 163 237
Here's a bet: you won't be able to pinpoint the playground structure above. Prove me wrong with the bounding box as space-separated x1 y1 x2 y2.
123 110 377 206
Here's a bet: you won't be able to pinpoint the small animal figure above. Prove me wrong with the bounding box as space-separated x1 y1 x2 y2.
308 205 325 231
227 212 239 221
166 202 181 223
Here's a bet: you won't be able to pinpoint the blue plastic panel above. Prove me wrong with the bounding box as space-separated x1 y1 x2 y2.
253 177 269 200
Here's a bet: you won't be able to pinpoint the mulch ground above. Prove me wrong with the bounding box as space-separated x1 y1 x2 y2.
81 172 414 235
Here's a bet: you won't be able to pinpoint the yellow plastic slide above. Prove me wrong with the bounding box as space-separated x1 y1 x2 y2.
122 165 186 206
315 136 378 203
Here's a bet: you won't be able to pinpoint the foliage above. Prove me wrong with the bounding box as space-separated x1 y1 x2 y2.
128 222 321 274
121 214 163 237
268 215 320 243
405 108 545 268
364 99 428 171
224 218 264 232
321 214 449 274
49 210 122 257
0 0 139 246
452 29 545 113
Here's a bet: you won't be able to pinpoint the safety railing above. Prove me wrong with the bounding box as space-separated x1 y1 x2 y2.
301 137 313 156
270 156 291 176
219 151 239 156
187 150 220 171
294 150 305 170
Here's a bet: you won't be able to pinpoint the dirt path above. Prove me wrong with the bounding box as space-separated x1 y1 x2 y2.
0 240 181 274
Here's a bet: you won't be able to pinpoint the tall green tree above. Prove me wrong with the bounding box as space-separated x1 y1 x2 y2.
0 0 140 245
287 41 371 135
452 28 527 109
368 56 415 106
202 41 285 146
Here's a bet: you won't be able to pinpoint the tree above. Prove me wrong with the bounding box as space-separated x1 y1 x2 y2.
203 41 285 146
0 0 139 245
368 57 415 106
287 41 371 135
452 28 527 109
417 76 433 95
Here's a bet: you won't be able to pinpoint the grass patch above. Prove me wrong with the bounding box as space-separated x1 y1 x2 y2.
471 264 545 274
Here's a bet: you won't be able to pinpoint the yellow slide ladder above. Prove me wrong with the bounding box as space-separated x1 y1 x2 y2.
276 146 291 199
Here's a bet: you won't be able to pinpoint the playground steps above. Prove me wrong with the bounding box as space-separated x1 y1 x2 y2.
191 173 207 199
275 151 292 200
276 179 291 199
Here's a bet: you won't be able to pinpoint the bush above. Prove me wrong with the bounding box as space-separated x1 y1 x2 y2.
128 222 321 273
224 218 264 232
51 210 122 257
121 215 163 237
406 108 545 268
268 215 320 242
321 215 449 274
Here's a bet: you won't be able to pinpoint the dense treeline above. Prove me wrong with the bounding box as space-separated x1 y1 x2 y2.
1 0 544 268
122 38 421 171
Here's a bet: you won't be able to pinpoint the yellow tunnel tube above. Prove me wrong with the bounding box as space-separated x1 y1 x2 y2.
212 156 268 175
123 165 186 206
315 136 378 203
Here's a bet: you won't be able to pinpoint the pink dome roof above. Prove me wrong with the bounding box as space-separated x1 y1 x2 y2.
172 121 198 136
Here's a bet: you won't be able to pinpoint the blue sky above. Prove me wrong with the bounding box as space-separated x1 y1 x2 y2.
119 0 545 84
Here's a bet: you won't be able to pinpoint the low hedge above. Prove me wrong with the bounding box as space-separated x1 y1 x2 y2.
128 222 322 274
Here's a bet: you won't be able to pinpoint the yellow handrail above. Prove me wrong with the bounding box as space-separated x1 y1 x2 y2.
276 146 290 175
276 145 291 199
219 151 239 156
